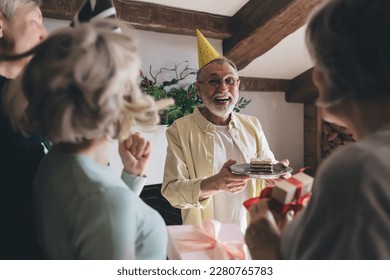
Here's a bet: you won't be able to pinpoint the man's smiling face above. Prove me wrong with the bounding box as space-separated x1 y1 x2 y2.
196 60 240 119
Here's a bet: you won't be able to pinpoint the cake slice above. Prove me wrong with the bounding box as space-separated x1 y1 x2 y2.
250 158 273 173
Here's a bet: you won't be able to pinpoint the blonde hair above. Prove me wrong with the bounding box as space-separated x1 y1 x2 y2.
3 19 160 143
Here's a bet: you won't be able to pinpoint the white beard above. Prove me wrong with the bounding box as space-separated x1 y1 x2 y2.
202 92 237 118
206 102 235 118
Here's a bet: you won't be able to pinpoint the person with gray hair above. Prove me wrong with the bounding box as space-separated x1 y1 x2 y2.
0 0 47 78
0 0 48 259
245 0 390 260
162 53 290 233
2 19 169 260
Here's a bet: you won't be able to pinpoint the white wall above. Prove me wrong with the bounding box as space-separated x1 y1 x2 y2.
43 18 304 183
239 91 303 172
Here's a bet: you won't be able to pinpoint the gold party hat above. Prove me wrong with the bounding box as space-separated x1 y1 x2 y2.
196 29 220 69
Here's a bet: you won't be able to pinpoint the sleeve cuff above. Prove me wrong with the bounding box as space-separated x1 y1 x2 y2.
121 170 147 196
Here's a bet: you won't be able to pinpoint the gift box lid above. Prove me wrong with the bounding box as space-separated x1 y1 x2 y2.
166 221 249 260
272 172 314 204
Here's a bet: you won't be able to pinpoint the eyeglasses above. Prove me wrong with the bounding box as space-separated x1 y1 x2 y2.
197 77 240 88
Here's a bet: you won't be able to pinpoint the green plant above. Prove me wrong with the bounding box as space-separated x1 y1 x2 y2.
234 97 252 113
140 61 251 125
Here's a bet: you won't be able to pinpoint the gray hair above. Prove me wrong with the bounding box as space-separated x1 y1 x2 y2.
0 0 41 19
306 0 390 106
3 19 160 144
196 57 238 81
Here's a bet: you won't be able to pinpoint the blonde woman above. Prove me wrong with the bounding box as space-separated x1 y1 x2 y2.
2 20 168 259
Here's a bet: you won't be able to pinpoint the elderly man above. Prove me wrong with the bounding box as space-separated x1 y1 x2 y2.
162 30 287 232
0 0 48 259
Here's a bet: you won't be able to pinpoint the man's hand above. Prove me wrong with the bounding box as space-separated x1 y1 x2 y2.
278 159 289 167
215 159 251 193
264 158 291 187
278 158 291 179
199 159 250 200
119 133 151 176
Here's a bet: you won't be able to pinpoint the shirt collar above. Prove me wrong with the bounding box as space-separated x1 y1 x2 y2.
193 105 238 132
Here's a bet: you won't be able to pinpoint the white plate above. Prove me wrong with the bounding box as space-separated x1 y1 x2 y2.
230 163 293 179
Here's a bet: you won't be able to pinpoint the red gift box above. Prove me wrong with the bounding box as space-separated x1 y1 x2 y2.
243 169 314 216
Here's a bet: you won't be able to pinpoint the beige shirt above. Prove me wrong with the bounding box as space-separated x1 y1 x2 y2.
161 106 275 225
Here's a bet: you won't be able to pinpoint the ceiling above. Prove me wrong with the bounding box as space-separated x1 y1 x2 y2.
41 0 322 100
239 25 313 79
131 0 314 79
132 0 251 17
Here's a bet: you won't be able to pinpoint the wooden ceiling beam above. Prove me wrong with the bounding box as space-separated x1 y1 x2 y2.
285 68 318 103
41 0 232 39
40 0 83 20
224 0 323 70
239 76 289 92
115 0 231 39
40 0 323 82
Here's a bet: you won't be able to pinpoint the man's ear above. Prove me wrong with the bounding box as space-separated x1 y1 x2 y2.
194 82 201 96
194 81 200 93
